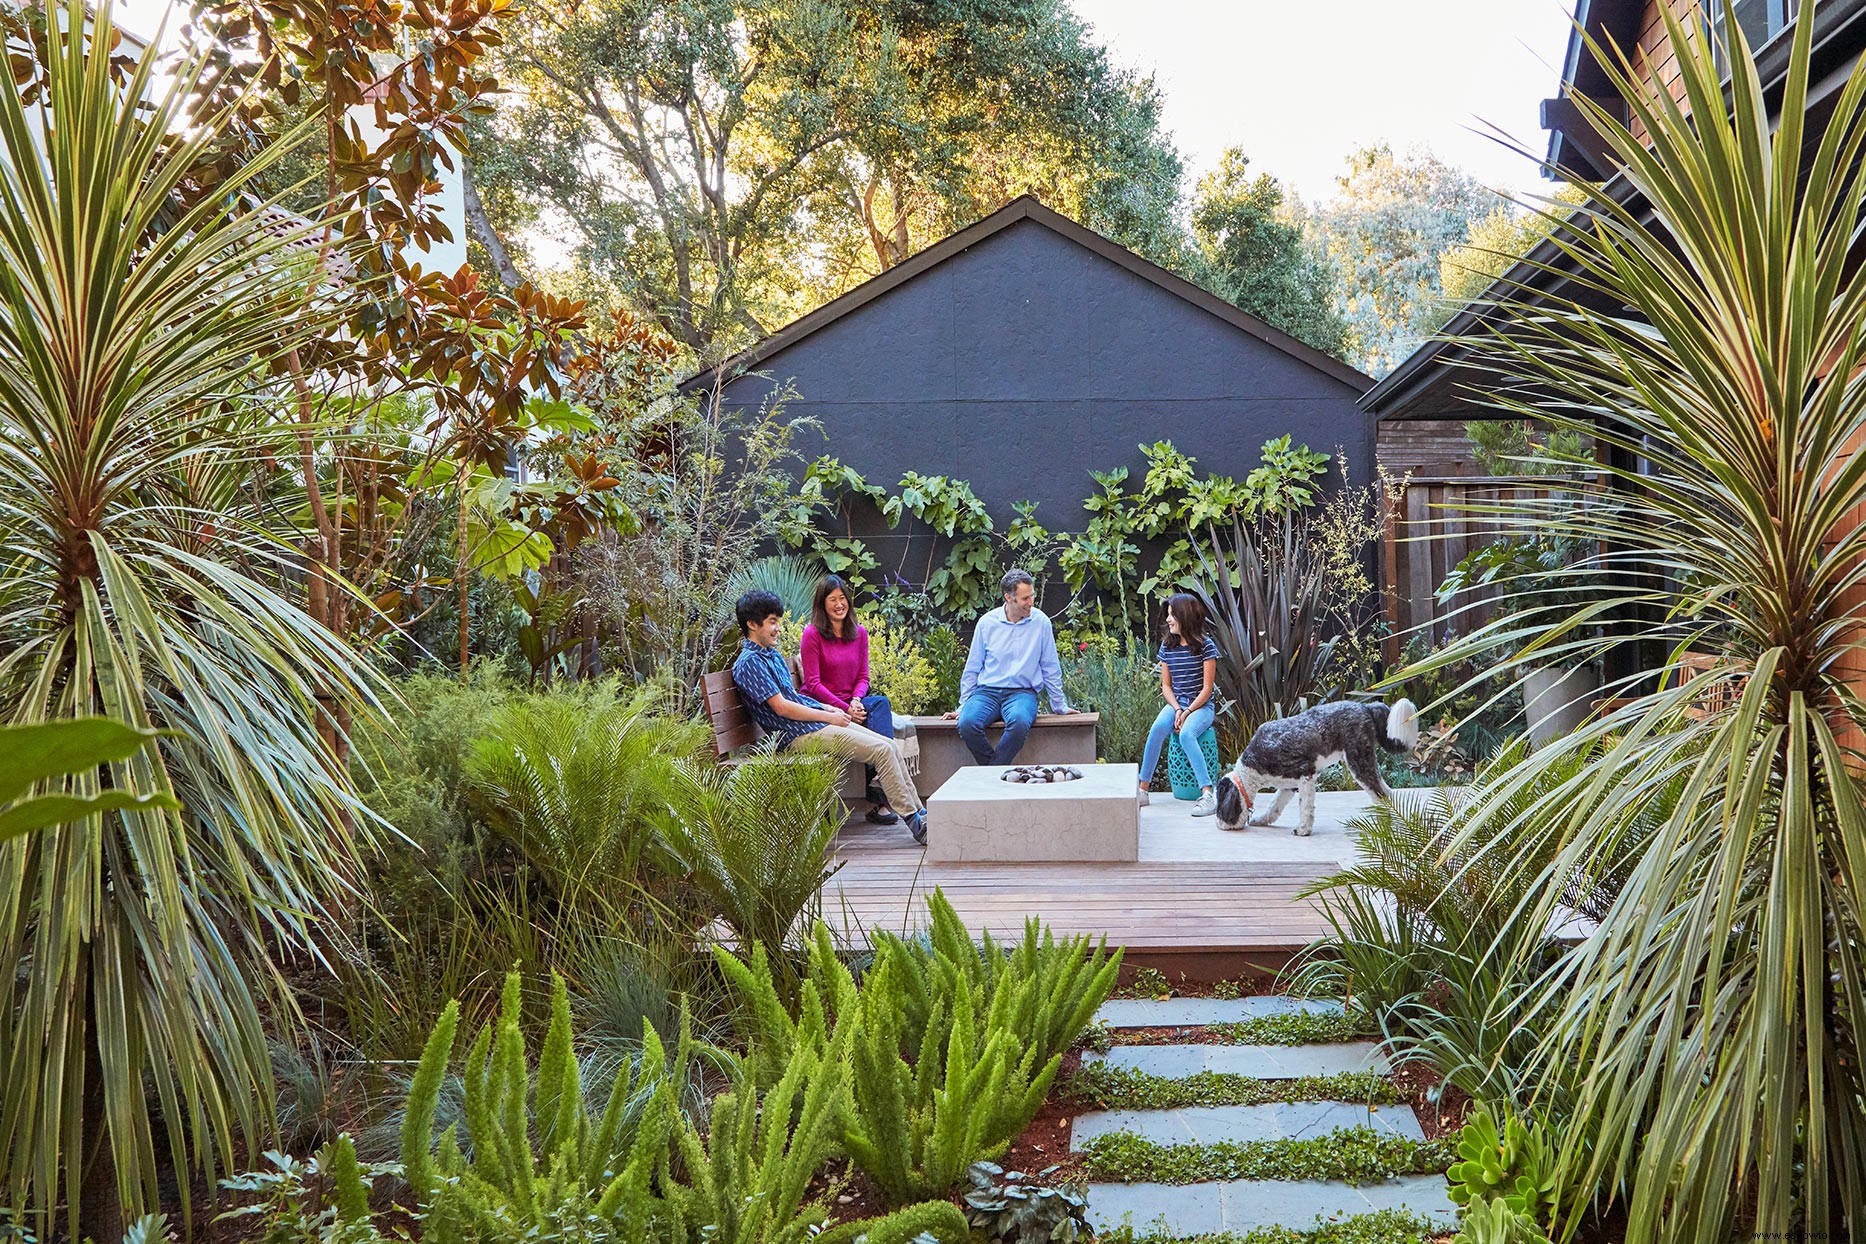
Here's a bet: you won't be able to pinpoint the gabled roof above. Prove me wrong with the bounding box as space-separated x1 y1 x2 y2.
681 195 1374 394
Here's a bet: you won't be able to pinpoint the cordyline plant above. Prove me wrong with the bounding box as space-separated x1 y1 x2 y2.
0 1 386 1237
1413 2 1866 1239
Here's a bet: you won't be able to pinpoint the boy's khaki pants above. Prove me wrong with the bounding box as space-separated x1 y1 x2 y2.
791 725 923 814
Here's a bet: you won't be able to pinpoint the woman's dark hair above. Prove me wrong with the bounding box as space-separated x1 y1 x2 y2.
1164 593 1210 650
811 575 856 641
735 589 784 636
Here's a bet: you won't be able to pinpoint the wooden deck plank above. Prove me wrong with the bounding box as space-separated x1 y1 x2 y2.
817 787 1398 953
822 856 1338 950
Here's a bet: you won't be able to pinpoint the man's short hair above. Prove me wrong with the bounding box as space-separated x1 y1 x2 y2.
735 589 784 635
1001 568 1035 598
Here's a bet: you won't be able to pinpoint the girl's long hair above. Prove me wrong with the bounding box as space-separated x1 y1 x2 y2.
811 574 857 641
1164 593 1209 650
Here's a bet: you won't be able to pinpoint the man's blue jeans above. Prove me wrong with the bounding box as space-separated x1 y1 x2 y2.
957 686 1040 765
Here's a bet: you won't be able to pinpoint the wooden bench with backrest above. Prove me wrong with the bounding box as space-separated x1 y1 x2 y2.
700 668 868 799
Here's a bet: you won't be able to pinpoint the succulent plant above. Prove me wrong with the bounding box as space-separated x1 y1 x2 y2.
962 1161 1093 1244
1451 1192 1550 1244
1445 1104 1560 1228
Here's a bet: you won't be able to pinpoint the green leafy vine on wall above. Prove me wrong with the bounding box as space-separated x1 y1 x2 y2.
783 438 1334 636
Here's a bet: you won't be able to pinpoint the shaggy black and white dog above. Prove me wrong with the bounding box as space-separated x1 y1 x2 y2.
1214 699 1419 836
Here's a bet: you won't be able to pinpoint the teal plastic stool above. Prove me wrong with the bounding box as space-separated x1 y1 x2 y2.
1166 727 1221 800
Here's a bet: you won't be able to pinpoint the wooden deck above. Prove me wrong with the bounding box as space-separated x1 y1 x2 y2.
821 789 1385 975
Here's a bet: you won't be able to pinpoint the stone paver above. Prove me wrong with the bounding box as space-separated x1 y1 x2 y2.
1072 1101 1424 1148
1076 1004 1451 1238
1086 1181 1224 1236
1088 1177 1455 1234
1347 1173 1459 1223
1084 1041 1390 1079
1095 996 1345 1028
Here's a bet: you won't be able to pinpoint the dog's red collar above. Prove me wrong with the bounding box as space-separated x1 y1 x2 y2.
1227 772 1253 810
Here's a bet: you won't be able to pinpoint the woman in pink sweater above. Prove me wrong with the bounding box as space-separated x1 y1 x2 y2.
800 575 897 823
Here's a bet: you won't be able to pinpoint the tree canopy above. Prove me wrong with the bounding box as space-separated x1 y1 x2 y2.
1315 143 1498 376
1189 148 1348 359
473 0 1186 355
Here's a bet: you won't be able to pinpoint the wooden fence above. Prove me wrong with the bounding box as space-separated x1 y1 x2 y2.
1381 475 1557 664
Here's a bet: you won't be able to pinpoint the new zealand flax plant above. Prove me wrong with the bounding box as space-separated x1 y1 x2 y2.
1407 3 1866 1238
0 0 383 1235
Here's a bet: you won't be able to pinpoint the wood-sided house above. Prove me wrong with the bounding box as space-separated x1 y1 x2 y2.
1362 0 1866 685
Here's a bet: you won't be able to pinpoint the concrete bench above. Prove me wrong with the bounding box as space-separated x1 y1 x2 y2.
907 712 1099 796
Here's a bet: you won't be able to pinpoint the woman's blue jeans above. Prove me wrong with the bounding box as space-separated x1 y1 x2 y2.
1140 702 1215 789
856 694 894 800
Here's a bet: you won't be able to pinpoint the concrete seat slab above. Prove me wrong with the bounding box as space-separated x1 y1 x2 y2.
1084 1042 1390 1078
1094 996 1344 1028
926 762 1139 862
1072 1102 1424 1149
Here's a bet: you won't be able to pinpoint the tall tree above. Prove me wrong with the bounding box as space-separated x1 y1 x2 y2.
1189 148 1349 359
1313 144 1496 376
476 0 1185 354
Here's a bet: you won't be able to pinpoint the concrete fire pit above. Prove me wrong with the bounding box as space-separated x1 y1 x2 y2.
925 762 1140 863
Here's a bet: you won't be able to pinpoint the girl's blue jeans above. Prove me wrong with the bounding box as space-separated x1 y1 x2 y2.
1141 702 1215 789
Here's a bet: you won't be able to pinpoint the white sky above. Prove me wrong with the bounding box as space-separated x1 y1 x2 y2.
1067 0 1578 204
120 0 1579 207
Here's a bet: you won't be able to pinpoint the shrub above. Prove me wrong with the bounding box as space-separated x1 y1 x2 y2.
400 974 675 1239
718 892 1120 1206
1446 1105 1560 1228
216 1142 391 1244
348 662 520 911
961 1162 1091 1244
725 554 822 620
919 625 967 711
1290 740 1662 1105
1189 466 1392 745
1452 1195 1551 1244
1061 636 1165 767
866 619 938 715
463 681 702 909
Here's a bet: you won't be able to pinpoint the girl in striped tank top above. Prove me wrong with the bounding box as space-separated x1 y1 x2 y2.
1138 593 1221 815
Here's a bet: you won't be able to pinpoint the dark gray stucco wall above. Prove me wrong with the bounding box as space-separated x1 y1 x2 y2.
711 217 1375 579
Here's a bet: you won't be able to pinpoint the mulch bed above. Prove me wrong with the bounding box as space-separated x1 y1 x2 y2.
1388 1056 1470 1142
1111 974 1286 999
997 1049 1090 1185
812 1159 894 1225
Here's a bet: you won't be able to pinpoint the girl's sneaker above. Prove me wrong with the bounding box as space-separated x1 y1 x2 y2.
1191 791 1218 817
1137 788 1150 807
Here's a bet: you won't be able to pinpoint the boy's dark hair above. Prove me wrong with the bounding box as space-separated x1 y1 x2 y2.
735 589 784 636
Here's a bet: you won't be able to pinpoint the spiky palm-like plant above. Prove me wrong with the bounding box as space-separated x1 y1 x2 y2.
1419 3 1866 1237
0 1 382 1234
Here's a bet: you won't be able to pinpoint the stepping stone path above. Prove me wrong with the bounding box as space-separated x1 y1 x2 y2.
1077 996 1458 1238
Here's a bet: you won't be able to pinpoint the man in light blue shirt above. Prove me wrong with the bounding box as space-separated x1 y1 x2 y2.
943 568 1074 765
